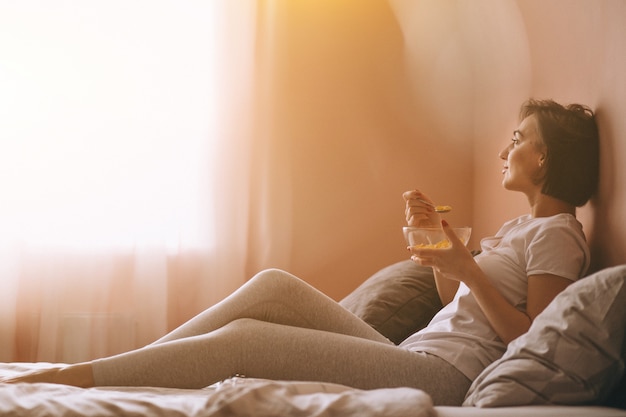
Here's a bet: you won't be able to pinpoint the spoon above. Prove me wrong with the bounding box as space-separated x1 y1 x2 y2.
417 198 452 213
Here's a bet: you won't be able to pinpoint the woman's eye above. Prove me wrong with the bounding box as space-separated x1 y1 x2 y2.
512 131 522 145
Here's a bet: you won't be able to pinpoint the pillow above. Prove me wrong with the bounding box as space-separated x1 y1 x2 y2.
339 260 442 344
464 264 626 407
605 372 626 409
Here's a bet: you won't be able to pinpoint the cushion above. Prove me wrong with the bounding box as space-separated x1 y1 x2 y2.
464 264 626 407
605 372 626 409
339 260 442 344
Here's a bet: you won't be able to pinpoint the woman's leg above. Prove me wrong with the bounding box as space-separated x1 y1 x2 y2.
2 269 391 387
152 268 389 345
92 318 470 405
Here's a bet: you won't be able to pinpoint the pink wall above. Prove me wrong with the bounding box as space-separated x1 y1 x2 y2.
246 1 475 298
472 0 626 272
510 0 626 272
249 1 626 299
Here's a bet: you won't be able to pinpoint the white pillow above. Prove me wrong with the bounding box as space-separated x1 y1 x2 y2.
464 264 626 407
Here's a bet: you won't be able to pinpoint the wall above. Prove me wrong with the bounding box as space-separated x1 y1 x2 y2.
246 0 626 299
245 0 475 298
396 0 626 273
468 0 626 273
509 0 626 271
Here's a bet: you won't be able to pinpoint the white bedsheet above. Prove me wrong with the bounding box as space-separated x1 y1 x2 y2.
0 362 435 417
4 363 625 417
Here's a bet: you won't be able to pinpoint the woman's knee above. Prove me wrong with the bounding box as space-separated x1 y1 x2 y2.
217 318 272 344
248 268 305 292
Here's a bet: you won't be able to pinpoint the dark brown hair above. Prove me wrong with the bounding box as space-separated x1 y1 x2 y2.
520 99 599 207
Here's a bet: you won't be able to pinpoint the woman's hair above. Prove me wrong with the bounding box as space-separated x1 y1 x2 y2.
520 99 599 207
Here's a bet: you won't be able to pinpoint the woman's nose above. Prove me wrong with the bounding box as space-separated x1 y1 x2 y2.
498 143 511 160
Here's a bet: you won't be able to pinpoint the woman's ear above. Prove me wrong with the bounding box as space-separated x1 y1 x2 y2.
538 153 546 167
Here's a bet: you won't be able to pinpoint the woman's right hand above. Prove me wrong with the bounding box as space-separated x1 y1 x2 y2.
403 189 441 227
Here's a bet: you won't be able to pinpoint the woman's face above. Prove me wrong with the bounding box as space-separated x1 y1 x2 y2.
498 114 547 194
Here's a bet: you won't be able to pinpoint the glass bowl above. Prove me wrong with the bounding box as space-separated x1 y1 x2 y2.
403 226 472 249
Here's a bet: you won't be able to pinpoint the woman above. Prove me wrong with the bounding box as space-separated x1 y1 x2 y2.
2 99 599 406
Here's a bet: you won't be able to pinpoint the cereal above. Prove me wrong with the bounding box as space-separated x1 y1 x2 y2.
412 239 451 249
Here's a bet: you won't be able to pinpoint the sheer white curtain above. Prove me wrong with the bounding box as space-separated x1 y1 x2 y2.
0 1 259 362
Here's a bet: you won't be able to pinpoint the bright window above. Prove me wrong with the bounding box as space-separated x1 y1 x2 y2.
0 1 219 250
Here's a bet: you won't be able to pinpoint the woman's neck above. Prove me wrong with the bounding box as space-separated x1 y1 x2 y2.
528 193 576 218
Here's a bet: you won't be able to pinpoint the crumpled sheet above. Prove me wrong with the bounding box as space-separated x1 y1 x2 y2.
0 363 435 417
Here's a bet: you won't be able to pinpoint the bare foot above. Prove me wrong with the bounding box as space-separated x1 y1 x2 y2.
1 367 64 384
1 363 95 388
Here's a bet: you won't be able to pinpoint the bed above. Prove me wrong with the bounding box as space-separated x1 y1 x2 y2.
1 363 624 417
2 262 626 416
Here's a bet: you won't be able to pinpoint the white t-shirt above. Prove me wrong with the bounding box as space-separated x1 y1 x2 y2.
399 213 590 381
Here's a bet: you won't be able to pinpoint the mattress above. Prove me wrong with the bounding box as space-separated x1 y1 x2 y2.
2 362 625 417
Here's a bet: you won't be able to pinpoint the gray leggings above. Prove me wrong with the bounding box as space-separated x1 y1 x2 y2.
92 269 471 405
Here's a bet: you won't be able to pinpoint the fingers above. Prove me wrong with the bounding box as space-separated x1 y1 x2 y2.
402 189 431 203
408 247 440 268
410 252 435 266
402 190 418 201
440 219 462 245
405 205 432 225
404 189 435 225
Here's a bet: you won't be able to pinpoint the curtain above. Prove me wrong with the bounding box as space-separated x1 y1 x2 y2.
0 0 261 363
0 0 534 363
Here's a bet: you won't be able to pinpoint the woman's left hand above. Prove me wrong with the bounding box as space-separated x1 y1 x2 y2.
408 220 479 284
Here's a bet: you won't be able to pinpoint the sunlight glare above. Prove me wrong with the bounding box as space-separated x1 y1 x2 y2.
0 1 219 250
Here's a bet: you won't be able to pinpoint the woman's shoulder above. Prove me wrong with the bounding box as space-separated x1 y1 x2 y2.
525 214 590 278
495 214 586 248
502 213 582 234
529 213 584 235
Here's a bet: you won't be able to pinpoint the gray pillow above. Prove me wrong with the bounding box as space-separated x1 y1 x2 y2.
340 260 442 344
605 372 626 409
464 264 626 407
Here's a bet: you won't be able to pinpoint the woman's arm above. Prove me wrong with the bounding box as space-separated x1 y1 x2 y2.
433 269 459 306
462 268 570 344
410 220 572 344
